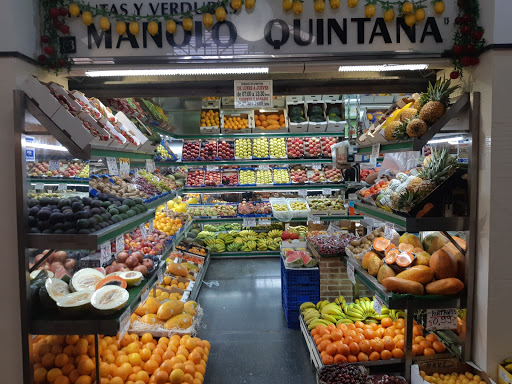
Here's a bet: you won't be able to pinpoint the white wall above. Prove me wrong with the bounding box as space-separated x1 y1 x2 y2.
0 0 39 57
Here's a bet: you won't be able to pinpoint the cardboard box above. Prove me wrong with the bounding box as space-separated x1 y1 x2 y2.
412 362 492 384
287 102 308 132
20 76 62 117
201 98 221 109
51 107 94 149
499 362 512 384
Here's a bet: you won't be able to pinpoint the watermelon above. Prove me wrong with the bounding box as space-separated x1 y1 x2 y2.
285 253 304 268
301 253 317 267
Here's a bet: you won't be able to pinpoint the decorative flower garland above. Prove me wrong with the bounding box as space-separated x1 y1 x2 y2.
449 0 484 79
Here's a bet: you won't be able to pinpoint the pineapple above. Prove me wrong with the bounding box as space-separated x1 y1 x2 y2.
393 120 410 141
384 121 401 141
400 108 418 122
413 99 421 110
419 78 460 125
406 118 428 138
417 179 437 197
406 176 423 193
423 155 432 168
417 148 458 196
396 190 423 212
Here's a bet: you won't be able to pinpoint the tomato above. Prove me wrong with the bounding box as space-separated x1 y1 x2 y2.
402 1 413 14
364 4 375 17
314 0 325 12
414 8 425 22
231 0 242 10
245 0 255 9
383 8 395 22
330 0 341 9
215 6 226 21
203 13 213 28
166 20 176 34
347 0 358 9
282 0 293 11
182 17 193 31
292 0 303 15
434 1 445 14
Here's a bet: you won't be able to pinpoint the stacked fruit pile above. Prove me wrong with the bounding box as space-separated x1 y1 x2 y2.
27 160 87 178
217 140 234 160
182 141 200 160
321 137 338 157
186 170 204 187
90 176 147 200
199 229 282 253
132 297 198 331
360 167 378 182
223 115 249 130
254 112 286 130
357 232 466 296
31 332 210 384
187 204 237 217
234 138 251 159
200 109 220 127
155 144 175 160
199 141 217 161
153 211 186 236
287 138 304 158
421 370 485 384
290 167 307 183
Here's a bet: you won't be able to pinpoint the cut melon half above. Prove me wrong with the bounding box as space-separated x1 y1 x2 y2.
117 271 143 287
30 270 54 280
91 286 129 314
70 268 105 292
39 278 71 309
56 290 94 313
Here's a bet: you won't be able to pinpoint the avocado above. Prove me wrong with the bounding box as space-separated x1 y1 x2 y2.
91 200 102 208
102 201 112 208
58 199 71 209
71 202 84 213
49 212 65 224
120 213 128 220
90 207 102 216
50 197 60 206
77 219 90 229
118 205 129 214
42 228 54 234
101 213 110 222
65 228 78 234
62 221 75 230
78 229 91 234
88 217 98 226
29 227 41 233
28 198 39 208
126 210 136 218
134 198 143 205
37 209 51 221
123 199 136 208
29 206 40 217
75 211 90 220
82 197 92 206
94 214 103 223
108 208 119 216
28 216 37 227
310 105 323 115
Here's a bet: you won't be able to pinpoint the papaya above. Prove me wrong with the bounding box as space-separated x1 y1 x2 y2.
368 254 383 277
377 264 396 284
164 313 194 330
398 243 414 252
156 299 184 320
373 237 391 254
415 251 431 266
425 278 464 295
399 233 423 250
429 248 457 280
259 114 267 121
140 314 164 325
422 231 448 254
441 237 466 280
381 277 424 295
396 265 434 285
183 302 197 316
362 251 378 270
267 114 280 121
168 263 188 277
266 119 279 126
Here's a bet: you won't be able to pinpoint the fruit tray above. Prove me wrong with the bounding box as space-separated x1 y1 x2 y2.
185 168 205 187
253 109 288 132
221 169 239 186
200 108 220 129
287 138 305 159
306 198 331 217
268 137 288 159
237 200 256 217
273 167 292 185
304 137 323 158
287 102 309 133
287 198 311 218
270 197 294 222
201 97 221 109
306 102 327 132
323 165 343 183
182 140 201 161
251 137 270 159
256 168 274 186
254 201 272 217
199 139 219 161
234 138 253 160
217 140 235 160
203 169 223 187
238 168 256 186
221 110 255 132
290 166 308 185
307 169 326 184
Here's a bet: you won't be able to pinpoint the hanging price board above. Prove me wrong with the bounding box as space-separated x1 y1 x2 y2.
347 263 356 285
34 183 44 190
49 160 60 171
426 309 457 331
322 188 332 195
258 218 271 226
100 242 112 265
106 157 118 175
145 159 155 173
140 285 150 306
234 80 273 108
309 216 321 224
298 189 307 197
140 224 148 239
119 158 130 177
384 223 395 239
373 296 383 316
157 268 164 284
148 219 154 233
118 308 131 340
312 163 322 170
243 217 256 227
371 143 381 158
116 235 124 256
57 183 67 191
258 164 270 171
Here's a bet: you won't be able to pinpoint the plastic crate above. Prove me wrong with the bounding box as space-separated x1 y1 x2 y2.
282 282 320 311
281 257 320 287
284 307 300 329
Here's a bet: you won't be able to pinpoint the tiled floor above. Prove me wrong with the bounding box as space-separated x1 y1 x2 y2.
197 258 317 384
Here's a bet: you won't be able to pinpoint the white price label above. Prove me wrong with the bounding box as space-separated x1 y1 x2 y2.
157 268 164 284
106 157 118 175
34 183 44 190
140 285 150 305
426 309 457 331
348 193 357 201
140 224 148 239
258 218 271 226
57 183 67 191
49 160 60 171
309 216 321 224
100 242 112 265
145 159 155 173
373 296 383 316
119 158 130 177
234 80 273 108
148 219 154 233
371 143 381 158
312 163 322 170
258 164 270 171
327 223 342 233
206 165 219 172
243 217 256 227
322 188 332 195
347 263 356 285
298 189 307 197
116 235 124 255
118 308 130 340
384 223 394 239
369 155 377 167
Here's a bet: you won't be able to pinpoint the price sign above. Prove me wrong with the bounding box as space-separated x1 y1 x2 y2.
49 160 60 171
298 189 307 197
328 223 342 233
322 188 332 196
234 80 273 108
258 218 271 226
118 308 131 340
312 163 322 170
371 143 381 158
140 285 150 306
100 242 112 265
57 183 67 191
258 164 270 171
106 157 118 175
140 224 148 239
157 268 164 284
369 155 377 167
119 158 130 177
243 217 256 227
206 165 219 172
34 183 44 190
426 309 457 331
348 193 357 201
116 235 124 256
145 159 155 173
384 223 394 239
79 259 101 269
373 296 383 316
148 219 154 233
347 263 356 285
309 216 321 224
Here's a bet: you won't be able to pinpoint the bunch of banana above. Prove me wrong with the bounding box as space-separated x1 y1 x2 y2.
203 224 218 232
386 309 406 322
233 237 244 244
197 231 216 239
502 359 512 374
229 230 239 237
239 230 257 237
289 225 307 233
268 239 280 251
268 229 283 239
334 295 347 309
217 233 234 244
257 240 268 251
246 235 258 241
227 242 242 252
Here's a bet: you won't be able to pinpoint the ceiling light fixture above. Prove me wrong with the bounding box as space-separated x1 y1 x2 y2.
28 143 69 152
428 136 464 145
85 67 269 77
339 64 429 72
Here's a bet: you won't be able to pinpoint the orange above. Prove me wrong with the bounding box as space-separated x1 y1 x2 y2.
75 376 92 384
424 348 436 356
354 321 365 329
183 364 196 376
120 335 133 348
177 347 189 358
185 338 197 350
115 355 129 366
322 354 334 365
160 360 174 374
338 343 350 356
42 353 56 368
144 359 159 375
359 340 371 354
326 324 336 332
126 343 140 354
331 329 343 341
381 350 393 360
78 358 94 375
136 370 150 384
318 340 330 352
347 355 358 363
370 339 384 353
62 363 75 376
51 344 64 355
140 348 152 361
369 351 381 361
54 376 70 384
109 377 124 384
322 334 332 341
183 373 194 384
47 368 63 383
425 334 438 343
358 352 369 362
325 343 337 357
194 372 204 381
134 381 146 384
412 344 423 356
383 337 395 351
150 353 162 365
169 356 183 366
169 369 185 384
128 353 142 366
66 335 80 345
433 341 446 353
381 318 393 328
192 380 201 384
34 367 48 383
75 339 88 355
420 341 433 351
392 348 404 359
195 364 205 375
349 342 360 355
103 353 115 364
334 354 347 363
154 370 169 384
68 369 80 383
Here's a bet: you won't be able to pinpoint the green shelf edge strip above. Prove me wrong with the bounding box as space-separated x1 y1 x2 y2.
145 192 176 210
27 178 90 185
181 184 346 193
194 215 361 223
358 141 414 154
91 147 154 161
169 158 333 166
162 132 344 140
210 250 281 258
353 203 406 228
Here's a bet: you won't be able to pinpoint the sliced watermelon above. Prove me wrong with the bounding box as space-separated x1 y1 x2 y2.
285 253 304 268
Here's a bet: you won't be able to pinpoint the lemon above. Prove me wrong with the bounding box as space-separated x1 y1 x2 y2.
167 201 175 209
116 21 127 35
183 17 193 31
129 21 140 35
203 13 213 28
99 17 110 32
166 20 177 34
147 20 158 36
68 3 80 17
215 6 226 21
81 11 93 26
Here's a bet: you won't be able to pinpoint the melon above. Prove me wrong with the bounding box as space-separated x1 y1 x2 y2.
422 232 448 254
301 253 317 267
429 248 457 280
91 285 129 314
285 253 304 268
30 270 54 280
96 276 127 290
56 290 94 313
117 271 143 286
39 278 71 309
70 268 105 292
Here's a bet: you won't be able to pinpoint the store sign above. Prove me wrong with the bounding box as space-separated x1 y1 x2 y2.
65 1 457 59
25 136 35 162
234 80 272 108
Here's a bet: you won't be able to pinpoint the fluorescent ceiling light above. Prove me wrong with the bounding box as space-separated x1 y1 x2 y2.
28 143 69 152
339 64 428 72
85 67 269 77
428 136 464 144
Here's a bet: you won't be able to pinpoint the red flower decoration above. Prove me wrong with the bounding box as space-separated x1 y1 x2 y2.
37 55 47 63
472 30 483 41
40 35 50 43
461 57 472 66
43 46 55 55
59 7 68 16
60 25 70 34
465 44 475 55
453 45 464 55
49 8 60 18
461 25 471 34
450 71 460 79
53 19 62 28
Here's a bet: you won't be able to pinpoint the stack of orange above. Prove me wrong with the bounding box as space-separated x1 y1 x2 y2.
154 212 183 236
161 276 189 290
31 333 210 384
200 110 219 127
312 318 447 365
223 116 249 130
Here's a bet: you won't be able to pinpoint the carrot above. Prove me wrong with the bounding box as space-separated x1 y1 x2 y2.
373 237 391 253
